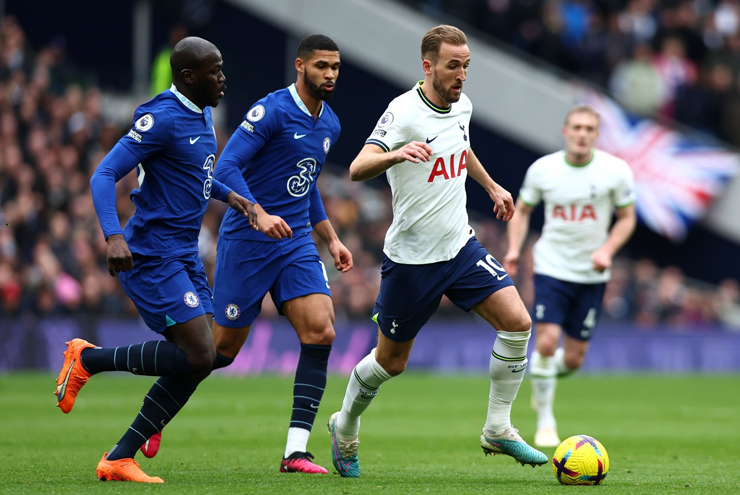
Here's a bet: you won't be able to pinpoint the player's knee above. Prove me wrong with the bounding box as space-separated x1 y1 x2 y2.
300 324 335 346
188 346 217 380
564 353 584 371
504 312 532 334
536 335 559 356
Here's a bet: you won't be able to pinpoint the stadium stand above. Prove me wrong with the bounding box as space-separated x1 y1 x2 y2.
0 11 738 332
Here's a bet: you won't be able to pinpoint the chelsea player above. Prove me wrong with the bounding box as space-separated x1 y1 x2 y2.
212 34 352 474
54 37 256 483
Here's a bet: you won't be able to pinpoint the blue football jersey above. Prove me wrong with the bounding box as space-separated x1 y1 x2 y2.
118 87 220 256
217 84 341 241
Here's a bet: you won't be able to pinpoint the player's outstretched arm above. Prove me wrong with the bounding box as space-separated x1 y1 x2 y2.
466 148 515 222
349 142 432 181
503 198 534 276
591 204 636 272
313 219 353 273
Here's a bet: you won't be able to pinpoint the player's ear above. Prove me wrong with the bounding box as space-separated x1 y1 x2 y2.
422 58 433 76
181 69 194 85
295 57 304 74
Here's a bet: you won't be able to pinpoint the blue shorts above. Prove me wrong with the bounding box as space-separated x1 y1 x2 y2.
212 232 331 328
118 252 213 333
372 236 514 342
533 274 606 341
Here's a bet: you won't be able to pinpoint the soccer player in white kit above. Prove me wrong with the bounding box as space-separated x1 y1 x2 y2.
327 25 548 477
503 106 637 448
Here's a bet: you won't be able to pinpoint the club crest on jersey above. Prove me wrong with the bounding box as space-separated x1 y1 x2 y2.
225 303 241 321
135 113 154 132
377 111 394 128
247 105 265 122
323 137 331 154
183 291 200 308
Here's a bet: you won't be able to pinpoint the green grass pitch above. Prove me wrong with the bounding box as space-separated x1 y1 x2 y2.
1 372 738 494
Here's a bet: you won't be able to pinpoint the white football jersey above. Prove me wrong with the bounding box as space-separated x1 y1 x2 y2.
518 149 635 283
366 81 474 264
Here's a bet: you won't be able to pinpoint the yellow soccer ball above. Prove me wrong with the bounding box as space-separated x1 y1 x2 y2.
552 435 609 485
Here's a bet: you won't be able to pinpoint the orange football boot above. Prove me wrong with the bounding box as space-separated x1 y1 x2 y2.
55 338 94 413
96 453 164 483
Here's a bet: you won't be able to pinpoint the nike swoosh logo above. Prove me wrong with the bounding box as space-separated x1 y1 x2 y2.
512 368 526 373
189 136 200 144
425 136 438 143
294 132 306 139
310 403 319 409
56 359 75 400
496 274 508 281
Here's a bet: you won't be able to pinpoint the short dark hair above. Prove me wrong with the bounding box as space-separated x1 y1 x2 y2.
297 34 339 59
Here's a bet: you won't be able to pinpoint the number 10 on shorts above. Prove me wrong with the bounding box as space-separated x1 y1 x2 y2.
476 255 508 281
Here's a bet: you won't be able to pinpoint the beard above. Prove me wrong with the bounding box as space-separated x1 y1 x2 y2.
304 71 335 101
432 74 461 105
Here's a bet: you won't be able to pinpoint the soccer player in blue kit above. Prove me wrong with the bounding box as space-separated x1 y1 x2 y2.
209 34 352 474
53 37 256 483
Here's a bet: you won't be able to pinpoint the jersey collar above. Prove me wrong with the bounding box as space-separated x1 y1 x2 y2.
288 83 324 118
563 149 595 167
170 84 203 114
416 81 452 114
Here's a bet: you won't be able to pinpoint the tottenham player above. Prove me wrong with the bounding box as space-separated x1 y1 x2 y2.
503 106 636 447
326 25 548 478
55 37 256 483
208 35 350 474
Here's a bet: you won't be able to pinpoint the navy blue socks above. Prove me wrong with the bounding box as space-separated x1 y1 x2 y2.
289 343 331 431
80 341 193 377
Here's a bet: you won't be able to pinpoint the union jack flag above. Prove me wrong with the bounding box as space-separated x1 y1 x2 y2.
578 90 739 241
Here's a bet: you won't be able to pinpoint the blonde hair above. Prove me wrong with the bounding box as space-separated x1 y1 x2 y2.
565 105 601 126
421 25 467 64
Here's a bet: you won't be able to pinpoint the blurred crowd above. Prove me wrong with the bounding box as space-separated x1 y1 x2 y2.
404 0 740 147
1 15 739 331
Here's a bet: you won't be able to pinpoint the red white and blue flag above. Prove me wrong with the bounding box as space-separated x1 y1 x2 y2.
578 90 739 241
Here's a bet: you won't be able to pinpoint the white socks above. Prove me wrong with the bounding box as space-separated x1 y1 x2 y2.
484 329 531 434
284 427 310 457
530 347 573 431
336 348 392 438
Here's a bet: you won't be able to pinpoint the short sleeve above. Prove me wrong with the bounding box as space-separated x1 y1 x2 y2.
119 106 175 161
613 161 636 208
232 99 279 149
365 100 411 152
518 163 543 207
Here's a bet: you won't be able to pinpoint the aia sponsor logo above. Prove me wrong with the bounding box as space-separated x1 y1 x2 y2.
428 150 467 182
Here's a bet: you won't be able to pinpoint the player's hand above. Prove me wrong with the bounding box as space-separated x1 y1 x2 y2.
390 141 433 164
226 191 258 230
255 204 292 240
327 239 353 273
106 234 134 277
503 251 520 277
489 183 515 222
591 247 612 273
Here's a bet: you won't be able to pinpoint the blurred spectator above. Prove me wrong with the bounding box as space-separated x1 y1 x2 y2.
150 23 188 96
609 43 664 115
